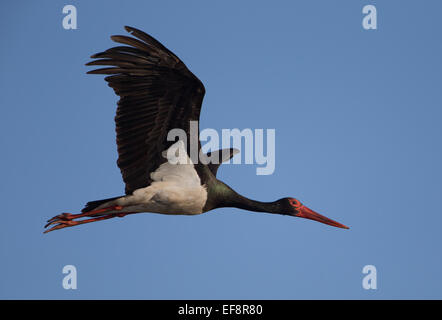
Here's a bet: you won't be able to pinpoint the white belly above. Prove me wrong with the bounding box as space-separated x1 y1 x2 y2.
111 141 208 215
116 182 207 215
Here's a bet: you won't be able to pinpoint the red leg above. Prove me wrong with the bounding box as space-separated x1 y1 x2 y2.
45 205 123 226
44 206 135 233
44 213 120 233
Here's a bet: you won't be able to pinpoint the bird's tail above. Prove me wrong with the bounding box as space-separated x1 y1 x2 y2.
81 196 123 213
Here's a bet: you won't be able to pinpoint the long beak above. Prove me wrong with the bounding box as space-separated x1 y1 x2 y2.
295 205 349 229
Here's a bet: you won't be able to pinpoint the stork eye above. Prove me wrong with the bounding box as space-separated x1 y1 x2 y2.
289 198 302 208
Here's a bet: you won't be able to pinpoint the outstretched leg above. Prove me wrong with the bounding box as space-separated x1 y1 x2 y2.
44 206 133 233
46 205 124 225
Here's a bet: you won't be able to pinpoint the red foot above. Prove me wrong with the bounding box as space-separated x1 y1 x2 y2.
44 205 132 233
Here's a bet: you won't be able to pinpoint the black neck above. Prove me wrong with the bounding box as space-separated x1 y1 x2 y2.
214 184 281 214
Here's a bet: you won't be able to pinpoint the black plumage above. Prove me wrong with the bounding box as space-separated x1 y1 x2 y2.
86 26 205 194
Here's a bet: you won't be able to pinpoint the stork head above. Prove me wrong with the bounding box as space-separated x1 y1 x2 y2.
278 197 349 229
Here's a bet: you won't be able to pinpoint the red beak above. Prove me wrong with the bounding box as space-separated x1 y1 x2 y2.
295 205 349 229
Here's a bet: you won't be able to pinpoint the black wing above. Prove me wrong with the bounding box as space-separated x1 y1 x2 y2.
87 26 205 194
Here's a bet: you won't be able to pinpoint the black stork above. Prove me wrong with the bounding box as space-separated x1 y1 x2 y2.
44 26 349 233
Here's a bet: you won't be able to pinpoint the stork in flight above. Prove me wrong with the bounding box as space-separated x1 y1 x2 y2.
44 26 349 233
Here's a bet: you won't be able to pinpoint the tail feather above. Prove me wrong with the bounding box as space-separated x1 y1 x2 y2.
82 196 122 213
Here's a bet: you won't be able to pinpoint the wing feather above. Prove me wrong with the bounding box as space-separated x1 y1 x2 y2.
87 26 205 194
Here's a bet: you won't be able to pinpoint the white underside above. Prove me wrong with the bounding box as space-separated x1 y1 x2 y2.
99 141 208 215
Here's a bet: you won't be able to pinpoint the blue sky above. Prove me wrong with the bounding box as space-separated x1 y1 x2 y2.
1 0 441 299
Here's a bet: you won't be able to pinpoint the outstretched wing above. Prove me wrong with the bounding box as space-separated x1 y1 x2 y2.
86 26 205 194
205 148 240 176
